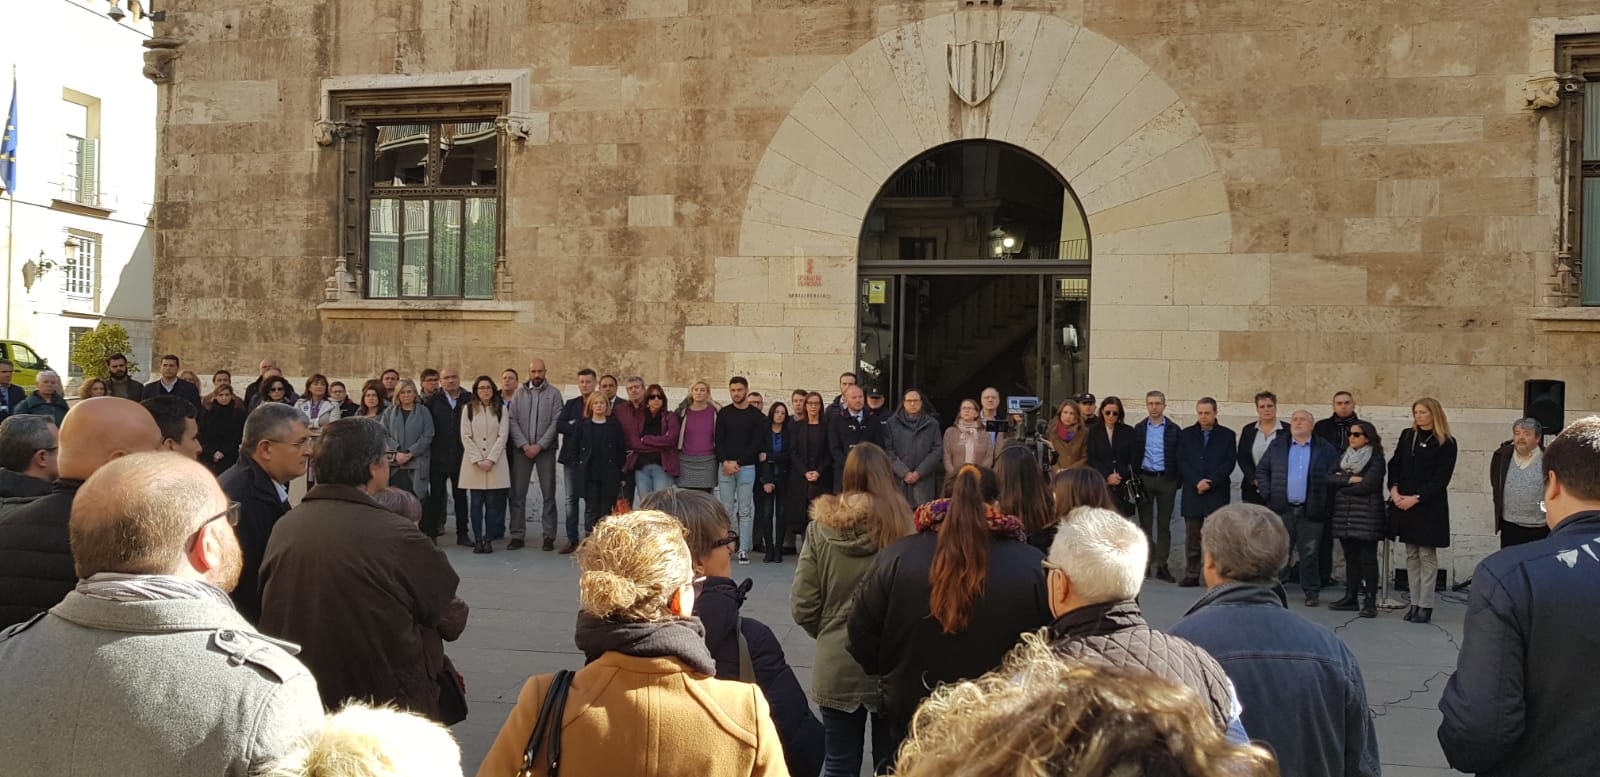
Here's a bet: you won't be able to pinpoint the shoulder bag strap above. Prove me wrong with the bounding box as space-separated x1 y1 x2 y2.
736 618 756 683
518 669 575 777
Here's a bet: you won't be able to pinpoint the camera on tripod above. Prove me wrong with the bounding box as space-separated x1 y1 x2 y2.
1006 396 1057 475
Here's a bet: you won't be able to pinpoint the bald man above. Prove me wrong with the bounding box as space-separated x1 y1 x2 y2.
0 453 322 775
0 397 164 627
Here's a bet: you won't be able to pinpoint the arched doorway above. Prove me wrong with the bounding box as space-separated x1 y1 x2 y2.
857 140 1090 428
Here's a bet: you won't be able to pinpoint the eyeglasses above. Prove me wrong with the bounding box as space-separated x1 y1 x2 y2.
1042 559 1063 574
270 437 315 451
647 395 665 401
186 502 241 553
712 531 739 551
1103 410 1121 417
1347 431 1366 438
383 451 398 464
269 386 286 393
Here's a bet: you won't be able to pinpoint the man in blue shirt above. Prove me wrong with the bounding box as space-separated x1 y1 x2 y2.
1254 410 1338 606
1132 390 1181 582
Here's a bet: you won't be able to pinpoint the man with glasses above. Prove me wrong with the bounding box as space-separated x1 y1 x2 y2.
0 397 164 629
259 419 461 722
0 415 58 500
0 452 323 776
219 403 311 623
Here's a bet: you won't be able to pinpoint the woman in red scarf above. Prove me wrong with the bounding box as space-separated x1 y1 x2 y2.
1047 400 1088 474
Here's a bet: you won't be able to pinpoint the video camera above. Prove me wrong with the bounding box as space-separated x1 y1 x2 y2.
1006 396 1057 475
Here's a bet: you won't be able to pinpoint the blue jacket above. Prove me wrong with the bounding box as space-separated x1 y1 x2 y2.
1169 583 1380 777
1438 510 1600 777
1130 416 1180 474
1177 423 1237 518
1255 434 1340 519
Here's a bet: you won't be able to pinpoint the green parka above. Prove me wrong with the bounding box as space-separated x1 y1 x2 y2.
791 492 885 712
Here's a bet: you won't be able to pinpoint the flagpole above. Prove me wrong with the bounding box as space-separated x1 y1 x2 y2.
3 64 12 339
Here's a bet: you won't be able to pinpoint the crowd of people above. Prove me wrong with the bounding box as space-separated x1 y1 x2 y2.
0 352 1596 777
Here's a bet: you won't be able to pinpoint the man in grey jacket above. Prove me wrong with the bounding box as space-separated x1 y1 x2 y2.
508 358 563 550
0 452 323 776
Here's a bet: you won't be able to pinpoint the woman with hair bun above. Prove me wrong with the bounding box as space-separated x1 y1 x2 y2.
846 464 1051 769
475 511 788 777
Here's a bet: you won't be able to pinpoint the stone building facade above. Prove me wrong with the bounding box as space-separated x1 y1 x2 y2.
151 0 1600 576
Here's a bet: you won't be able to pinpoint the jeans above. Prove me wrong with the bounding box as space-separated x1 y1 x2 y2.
563 465 584 546
1405 543 1438 608
468 489 508 542
717 464 756 554
1341 538 1379 599
634 463 674 500
1280 505 1322 594
820 705 892 777
1136 471 1178 568
424 468 469 538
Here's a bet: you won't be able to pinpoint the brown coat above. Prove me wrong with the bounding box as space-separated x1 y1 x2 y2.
942 423 996 474
258 485 460 720
1047 420 1089 473
476 652 790 777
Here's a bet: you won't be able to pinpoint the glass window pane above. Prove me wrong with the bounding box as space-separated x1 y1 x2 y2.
402 201 431 297
373 124 430 187
438 122 499 187
1586 84 1600 161
368 199 400 298
432 200 462 298
1582 180 1600 305
464 197 497 299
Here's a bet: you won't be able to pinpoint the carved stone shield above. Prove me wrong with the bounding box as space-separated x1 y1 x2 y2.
947 40 1006 106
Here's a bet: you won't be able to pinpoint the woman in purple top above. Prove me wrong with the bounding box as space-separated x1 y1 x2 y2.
677 379 719 492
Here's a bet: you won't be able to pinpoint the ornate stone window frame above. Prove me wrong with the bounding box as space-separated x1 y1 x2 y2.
314 71 544 319
1551 35 1600 307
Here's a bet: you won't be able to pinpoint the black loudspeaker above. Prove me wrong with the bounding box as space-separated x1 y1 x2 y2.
1523 379 1566 435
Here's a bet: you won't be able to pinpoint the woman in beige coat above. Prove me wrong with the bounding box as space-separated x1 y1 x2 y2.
942 399 996 476
476 511 789 777
459 375 510 554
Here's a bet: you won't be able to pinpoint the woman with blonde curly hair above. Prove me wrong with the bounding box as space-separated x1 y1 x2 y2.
846 464 1051 770
894 633 1279 777
475 511 787 777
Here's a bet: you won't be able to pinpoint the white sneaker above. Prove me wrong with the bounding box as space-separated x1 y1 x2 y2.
737 551 750 565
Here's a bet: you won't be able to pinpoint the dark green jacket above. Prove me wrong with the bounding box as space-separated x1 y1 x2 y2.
791 492 886 711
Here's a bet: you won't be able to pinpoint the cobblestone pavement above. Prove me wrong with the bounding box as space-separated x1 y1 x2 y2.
439 509 1464 776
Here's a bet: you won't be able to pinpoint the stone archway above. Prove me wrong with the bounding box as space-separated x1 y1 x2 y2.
693 10 1232 393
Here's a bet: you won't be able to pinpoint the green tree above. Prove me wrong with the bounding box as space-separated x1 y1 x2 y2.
70 323 138 381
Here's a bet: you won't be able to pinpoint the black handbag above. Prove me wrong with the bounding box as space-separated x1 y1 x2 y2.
436 654 467 726
517 669 575 777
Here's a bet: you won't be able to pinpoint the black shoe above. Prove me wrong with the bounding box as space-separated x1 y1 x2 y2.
542 538 555 551
1304 592 1320 607
1329 595 1359 611
471 540 484 554
482 539 494 554
457 535 473 547
1403 605 1419 622
1178 576 1201 588
1413 607 1432 624
1359 600 1377 619
508 539 525 550
1154 565 1175 583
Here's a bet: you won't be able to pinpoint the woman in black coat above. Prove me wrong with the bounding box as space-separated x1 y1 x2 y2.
756 402 792 563
1328 420 1386 618
1085 396 1139 516
1388 397 1458 625
846 465 1051 771
787 392 833 548
198 384 248 476
571 392 628 538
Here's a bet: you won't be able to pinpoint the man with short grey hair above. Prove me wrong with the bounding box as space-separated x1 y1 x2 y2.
1170 503 1380 777
1042 507 1243 740
1254 409 1339 606
219 403 311 623
0 452 323 776
0 415 57 499
15 370 69 426
1490 417 1547 549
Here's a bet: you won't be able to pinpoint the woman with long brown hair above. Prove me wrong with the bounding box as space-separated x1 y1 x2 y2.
1046 399 1089 473
996 444 1054 552
795 443 914 776
846 464 1051 769
1025 465 1118 553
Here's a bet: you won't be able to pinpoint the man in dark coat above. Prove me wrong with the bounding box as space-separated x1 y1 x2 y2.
259 419 460 721
1254 409 1339 606
423 369 469 542
0 359 27 422
1129 390 1181 581
218 403 310 623
1489 418 1547 549
827 384 882 493
1312 391 1361 585
1237 391 1288 506
1171 504 1380 777
103 354 145 403
0 415 58 499
143 354 202 407
1043 507 1244 741
1176 397 1236 587
0 398 162 628
1438 415 1600 777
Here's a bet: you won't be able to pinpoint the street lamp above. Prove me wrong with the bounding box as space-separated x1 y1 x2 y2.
989 226 1021 258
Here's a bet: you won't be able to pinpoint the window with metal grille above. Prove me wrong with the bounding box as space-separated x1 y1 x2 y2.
365 121 499 299
63 233 97 299
1558 36 1600 305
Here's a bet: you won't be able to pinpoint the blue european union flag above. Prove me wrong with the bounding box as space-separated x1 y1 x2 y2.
1 81 16 195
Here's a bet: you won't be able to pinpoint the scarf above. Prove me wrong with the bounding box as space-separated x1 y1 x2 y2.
1054 420 1077 443
914 498 1028 542
76 573 236 609
573 611 718 676
956 418 981 463
1339 445 1373 474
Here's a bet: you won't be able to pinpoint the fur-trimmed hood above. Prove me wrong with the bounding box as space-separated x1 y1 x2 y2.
807 493 878 556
